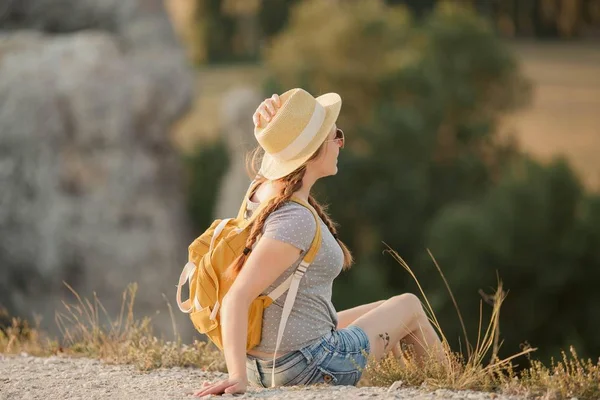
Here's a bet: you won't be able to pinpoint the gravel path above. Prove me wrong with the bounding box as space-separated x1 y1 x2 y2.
0 353 526 400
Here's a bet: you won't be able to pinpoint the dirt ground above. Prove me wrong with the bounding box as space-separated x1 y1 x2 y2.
0 354 527 400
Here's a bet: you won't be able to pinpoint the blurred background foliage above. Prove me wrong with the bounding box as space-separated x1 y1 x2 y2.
184 138 230 231
183 0 600 64
176 0 600 367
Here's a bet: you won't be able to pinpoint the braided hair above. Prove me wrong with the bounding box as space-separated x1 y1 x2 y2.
228 137 353 277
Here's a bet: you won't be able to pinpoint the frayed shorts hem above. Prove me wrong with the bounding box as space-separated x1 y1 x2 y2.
246 325 370 388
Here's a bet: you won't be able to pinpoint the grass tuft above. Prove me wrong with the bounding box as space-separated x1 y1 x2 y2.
502 347 600 399
0 282 225 372
358 245 599 400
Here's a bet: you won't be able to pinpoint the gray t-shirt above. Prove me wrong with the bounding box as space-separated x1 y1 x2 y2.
244 192 344 353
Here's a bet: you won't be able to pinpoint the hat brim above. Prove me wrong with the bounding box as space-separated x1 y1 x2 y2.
258 92 342 180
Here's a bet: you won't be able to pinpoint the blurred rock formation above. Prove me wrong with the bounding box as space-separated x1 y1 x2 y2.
213 87 261 219
0 0 196 341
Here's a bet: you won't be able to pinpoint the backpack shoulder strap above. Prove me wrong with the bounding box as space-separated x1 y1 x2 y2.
232 191 324 386
266 197 321 300
268 196 322 387
236 179 262 221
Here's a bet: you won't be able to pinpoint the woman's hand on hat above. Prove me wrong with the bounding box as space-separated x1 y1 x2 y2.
253 94 282 128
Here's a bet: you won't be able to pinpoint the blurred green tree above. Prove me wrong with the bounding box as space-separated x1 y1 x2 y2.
184 138 230 231
193 0 301 64
261 0 600 364
426 157 600 364
386 0 600 38
265 0 528 296
191 0 600 65
489 0 600 38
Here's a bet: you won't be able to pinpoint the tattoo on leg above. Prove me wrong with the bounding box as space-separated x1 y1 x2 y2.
379 332 390 350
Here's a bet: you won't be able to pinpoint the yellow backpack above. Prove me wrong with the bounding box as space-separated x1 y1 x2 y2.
176 181 322 355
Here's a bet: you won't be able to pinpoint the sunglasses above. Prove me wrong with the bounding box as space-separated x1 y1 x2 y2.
323 128 345 149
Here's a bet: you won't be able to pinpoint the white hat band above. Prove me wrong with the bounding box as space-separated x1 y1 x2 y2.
269 103 326 161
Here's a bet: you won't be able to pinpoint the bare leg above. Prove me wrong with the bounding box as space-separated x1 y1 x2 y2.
336 300 385 330
350 293 445 363
337 298 431 364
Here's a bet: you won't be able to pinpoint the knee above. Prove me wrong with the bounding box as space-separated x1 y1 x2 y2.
391 293 425 316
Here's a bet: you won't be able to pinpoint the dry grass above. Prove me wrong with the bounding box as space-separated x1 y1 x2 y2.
359 245 600 400
503 347 600 400
0 283 225 372
1 255 599 399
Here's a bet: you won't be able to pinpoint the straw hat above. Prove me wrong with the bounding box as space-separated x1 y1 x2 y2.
255 88 342 180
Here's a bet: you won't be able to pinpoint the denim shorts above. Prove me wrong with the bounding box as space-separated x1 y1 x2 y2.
246 325 371 388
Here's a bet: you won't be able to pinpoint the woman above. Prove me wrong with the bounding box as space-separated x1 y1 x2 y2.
193 89 444 397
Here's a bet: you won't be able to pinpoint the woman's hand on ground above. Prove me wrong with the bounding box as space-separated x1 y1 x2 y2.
191 377 247 398
253 94 281 128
